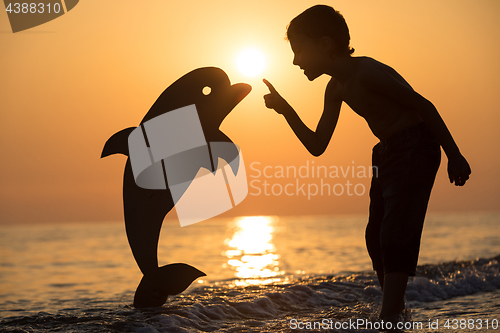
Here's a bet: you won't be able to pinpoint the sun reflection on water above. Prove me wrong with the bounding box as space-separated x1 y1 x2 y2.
223 216 283 286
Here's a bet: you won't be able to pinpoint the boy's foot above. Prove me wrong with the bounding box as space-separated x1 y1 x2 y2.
379 315 404 332
379 308 412 332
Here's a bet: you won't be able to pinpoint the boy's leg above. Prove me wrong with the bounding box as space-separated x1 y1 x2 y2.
379 271 409 320
377 131 441 321
366 171 385 288
366 142 414 321
366 144 385 288
376 270 385 290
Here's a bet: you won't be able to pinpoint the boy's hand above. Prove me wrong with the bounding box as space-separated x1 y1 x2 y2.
447 154 471 186
263 79 291 116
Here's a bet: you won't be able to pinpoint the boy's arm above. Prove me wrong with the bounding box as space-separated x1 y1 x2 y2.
263 78 341 156
362 62 471 186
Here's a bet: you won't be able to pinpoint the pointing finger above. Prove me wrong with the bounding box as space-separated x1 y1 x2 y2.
263 79 277 94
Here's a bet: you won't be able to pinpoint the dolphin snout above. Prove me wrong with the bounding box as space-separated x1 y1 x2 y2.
204 82 252 126
233 82 252 101
227 82 252 111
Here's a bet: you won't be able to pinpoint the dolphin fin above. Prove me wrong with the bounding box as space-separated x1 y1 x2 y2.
101 127 136 158
133 263 206 308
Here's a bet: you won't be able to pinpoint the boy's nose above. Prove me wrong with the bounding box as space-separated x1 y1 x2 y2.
293 55 299 66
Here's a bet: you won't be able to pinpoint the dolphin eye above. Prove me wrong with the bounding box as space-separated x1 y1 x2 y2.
202 86 211 96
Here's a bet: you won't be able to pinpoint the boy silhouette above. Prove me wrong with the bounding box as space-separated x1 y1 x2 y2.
263 5 471 324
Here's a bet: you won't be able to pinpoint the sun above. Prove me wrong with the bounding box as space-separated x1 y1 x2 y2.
236 48 266 77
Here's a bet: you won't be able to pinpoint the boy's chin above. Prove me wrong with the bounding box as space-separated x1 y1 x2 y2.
304 70 321 81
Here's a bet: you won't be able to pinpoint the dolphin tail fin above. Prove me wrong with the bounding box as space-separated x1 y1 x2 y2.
133 263 206 308
101 127 136 158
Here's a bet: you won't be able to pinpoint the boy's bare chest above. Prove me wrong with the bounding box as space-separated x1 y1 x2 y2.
340 81 387 118
338 80 417 138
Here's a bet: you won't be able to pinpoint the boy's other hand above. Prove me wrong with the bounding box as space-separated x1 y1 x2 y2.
263 79 291 115
447 154 471 186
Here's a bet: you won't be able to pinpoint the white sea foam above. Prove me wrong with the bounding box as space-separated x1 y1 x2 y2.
1 213 499 332
1 256 498 332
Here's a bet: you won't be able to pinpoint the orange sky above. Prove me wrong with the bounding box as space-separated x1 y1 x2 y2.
1 0 499 224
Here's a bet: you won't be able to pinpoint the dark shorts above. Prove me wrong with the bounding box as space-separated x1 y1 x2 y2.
365 122 441 276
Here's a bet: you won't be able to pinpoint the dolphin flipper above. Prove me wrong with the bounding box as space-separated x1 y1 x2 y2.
133 263 206 308
101 127 135 158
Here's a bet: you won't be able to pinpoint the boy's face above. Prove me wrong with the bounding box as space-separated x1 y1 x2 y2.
289 33 329 81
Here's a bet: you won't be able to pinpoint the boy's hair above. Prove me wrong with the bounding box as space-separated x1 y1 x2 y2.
286 5 355 56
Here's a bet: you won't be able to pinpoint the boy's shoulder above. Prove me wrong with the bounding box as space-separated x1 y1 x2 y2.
349 56 411 92
357 56 387 66
326 57 392 96
355 57 397 81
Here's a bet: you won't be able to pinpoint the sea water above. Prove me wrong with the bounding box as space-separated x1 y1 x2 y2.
0 212 499 332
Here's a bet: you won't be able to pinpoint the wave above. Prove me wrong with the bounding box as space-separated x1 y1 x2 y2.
1 255 499 332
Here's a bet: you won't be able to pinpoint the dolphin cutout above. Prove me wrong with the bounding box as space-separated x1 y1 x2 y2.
101 67 251 307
